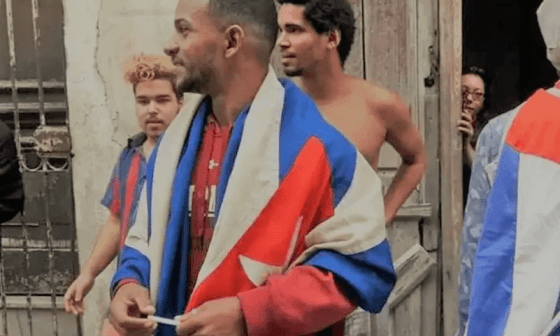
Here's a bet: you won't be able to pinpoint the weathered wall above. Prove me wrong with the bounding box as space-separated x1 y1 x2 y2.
62 0 176 334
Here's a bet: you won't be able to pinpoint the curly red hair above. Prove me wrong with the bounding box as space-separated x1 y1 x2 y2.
123 55 179 97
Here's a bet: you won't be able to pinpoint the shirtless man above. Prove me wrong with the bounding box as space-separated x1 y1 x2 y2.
277 0 427 224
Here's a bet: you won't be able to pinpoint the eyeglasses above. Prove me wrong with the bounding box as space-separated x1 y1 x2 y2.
462 88 485 102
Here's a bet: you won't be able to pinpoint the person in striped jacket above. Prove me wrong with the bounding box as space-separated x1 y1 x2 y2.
63 55 182 333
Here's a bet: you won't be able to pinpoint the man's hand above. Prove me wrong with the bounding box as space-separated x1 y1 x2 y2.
108 282 156 336
64 273 95 315
176 297 247 336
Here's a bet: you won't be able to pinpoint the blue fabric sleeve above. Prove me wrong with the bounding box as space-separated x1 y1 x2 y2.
305 239 396 313
111 245 150 294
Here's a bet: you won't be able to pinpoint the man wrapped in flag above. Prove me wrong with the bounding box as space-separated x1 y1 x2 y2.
458 0 560 335
107 0 396 335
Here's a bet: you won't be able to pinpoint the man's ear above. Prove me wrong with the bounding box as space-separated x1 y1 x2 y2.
224 25 246 58
327 28 341 50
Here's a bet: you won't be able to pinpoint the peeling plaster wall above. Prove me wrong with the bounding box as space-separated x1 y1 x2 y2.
63 0 176 334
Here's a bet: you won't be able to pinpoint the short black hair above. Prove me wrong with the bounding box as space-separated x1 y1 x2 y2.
208 0 278 62
462 66 493 113
278 0 356 65
463 65 497 140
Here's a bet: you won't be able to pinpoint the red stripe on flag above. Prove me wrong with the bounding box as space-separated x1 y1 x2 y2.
506 89 560 164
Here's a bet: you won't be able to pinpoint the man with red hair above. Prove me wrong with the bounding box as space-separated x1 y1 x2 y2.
64 55 182 326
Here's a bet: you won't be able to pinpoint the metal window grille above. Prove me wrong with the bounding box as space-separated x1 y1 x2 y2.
0 0 81 335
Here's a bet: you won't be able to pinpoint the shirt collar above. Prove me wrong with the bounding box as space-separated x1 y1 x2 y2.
127 132 148 149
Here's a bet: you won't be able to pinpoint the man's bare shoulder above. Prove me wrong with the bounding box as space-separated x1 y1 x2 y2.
348 78 409 121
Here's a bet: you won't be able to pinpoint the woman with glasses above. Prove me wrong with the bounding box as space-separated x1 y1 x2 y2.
458 66 492 205
458 66 492 166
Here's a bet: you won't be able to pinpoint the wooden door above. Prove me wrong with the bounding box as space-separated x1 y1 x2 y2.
352 0 440 334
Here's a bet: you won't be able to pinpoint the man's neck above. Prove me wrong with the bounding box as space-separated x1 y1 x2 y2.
300 59 347 102
209 63 268 127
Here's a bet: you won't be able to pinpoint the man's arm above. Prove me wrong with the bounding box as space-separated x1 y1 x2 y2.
64 212 121 314
64 149 124 315
81 212 122 278
179 242 394 336
381 93 427 224
238 266 355 335
177 266 356 336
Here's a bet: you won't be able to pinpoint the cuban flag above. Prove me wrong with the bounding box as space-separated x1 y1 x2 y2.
465 88 560 336
112 67 396 335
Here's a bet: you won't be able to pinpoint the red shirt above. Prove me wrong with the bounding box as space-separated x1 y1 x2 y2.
188 114 232 297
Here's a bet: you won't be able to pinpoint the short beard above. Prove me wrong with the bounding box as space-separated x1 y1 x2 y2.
176 59 215 94
283 68 303 77
177 71 212 94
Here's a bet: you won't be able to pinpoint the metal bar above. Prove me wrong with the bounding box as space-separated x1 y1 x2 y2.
0 296 65 310
5 1 34 335
2 0 13 333
30 1 63 328
0 80 65 89
21 215 34 336
0 221 8 336
0 102 67 113
58 16 81 334
43 171 59 336
31 0 45 126
1 237 72 249
0 248 72 253
68 160 83 336
5 0 22 161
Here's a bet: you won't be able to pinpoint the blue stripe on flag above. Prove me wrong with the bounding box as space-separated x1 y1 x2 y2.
304 239 396 313
156 103 207 320
467 145 520 335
